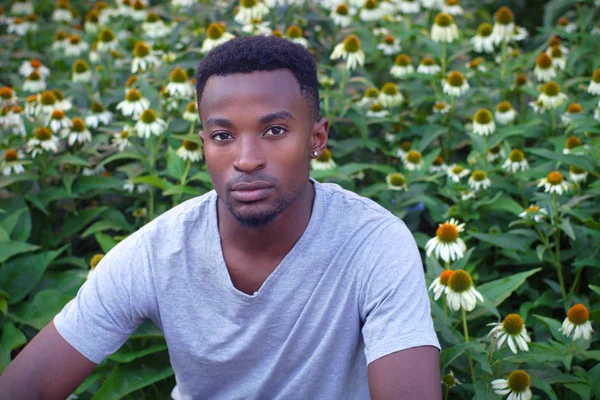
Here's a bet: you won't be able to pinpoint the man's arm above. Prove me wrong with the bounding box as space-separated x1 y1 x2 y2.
368 346 441 400
0 320 97 400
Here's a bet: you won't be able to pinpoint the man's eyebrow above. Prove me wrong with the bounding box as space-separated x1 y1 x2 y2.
204 117 234 128
259 111 295 124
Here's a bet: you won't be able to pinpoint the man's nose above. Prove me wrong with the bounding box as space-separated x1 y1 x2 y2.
233 135 266 173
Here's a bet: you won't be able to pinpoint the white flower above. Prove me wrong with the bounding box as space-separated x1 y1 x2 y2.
488 314 531 354
444 269 483 311
2 149 26 176
142 17 171 39
330 3 354 27
425 219 467 263
472 109 495 136
201 24 236 54
502 149 529 173
366 103 389 118
442 71 469 97
311 149 336 170
417 58 441 75
46 110 72 133
116 89 150 118
559 304 594 340
491 7 515 44
519 204 547 222
442 2 462 16
176 140 203 162
431 13 459 43
330 35 365 71
241 19 272 36
234 1 269 25
165 81 195 98
378 83 404 107
131 53 160 74
446 164 470 182
398 0 421 14
538 171 569 195
495 102 517 125
11 1 34 15
377 35 401 55
135 109 167 139
19 60 50 80
385 172 408 191
22 73 46 93
52 8 73 23
432 101 450 114
403 150 423 171
468 170 491 192
429 270 453 301
569 166 588 184
471 25 495 53
112 126 134 152
537 81 567 110
587 69 600 95
27 127 60 157
533 53 556 82
61 118 92 147
64 35 90 57
492 370 533 400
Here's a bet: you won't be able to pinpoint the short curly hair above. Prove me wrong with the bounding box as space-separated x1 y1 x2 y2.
195 36 320 121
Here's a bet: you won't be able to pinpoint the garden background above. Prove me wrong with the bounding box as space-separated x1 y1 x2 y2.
1 0 599 398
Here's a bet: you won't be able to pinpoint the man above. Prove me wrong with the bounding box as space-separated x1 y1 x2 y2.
0 36 441 399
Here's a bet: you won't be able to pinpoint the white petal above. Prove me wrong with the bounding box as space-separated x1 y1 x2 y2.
508 336 517 354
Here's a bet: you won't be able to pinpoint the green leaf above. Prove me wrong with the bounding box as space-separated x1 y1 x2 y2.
34 270 88 298
0 172 38 189
558 218 576 240
0 323 27 374
476 268 542 310
346 105 368 142
534 315 566 343
10 289 72 330
95 232 118 253
54 207 108 246
72 175 124 193
130 321 164 339
81 220 127 238
97 151 146 168
589 285 600 296
469 231 531 251
0 206 30 242
0 241 40 263
530 375 559 400
92 353 174 400
0 247 67 304
58 153 90 167
133 175 173 190
439 341 479 371
526 148 595 171
166 146 185 180
163 185 205 196
108 340 168 363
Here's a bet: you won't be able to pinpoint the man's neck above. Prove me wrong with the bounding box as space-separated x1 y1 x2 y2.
216 180 315 257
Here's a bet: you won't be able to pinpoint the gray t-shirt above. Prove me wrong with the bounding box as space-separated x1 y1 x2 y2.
54 179 440 399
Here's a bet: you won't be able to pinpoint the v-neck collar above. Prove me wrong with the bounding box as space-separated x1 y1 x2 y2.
212 178 323 301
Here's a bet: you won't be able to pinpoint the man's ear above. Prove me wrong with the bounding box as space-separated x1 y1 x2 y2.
199 130 204 145
310 117 329 156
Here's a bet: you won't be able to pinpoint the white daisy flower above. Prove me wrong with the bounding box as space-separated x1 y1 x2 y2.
85 102 113 128
519 204 548 222
64 34 89 57
176 140 203 162
561 103 583 125
569 165 588 184
72 59 92 83
285 25 309 47
492 370 533 400
330 3 354 27
0 86 17 107
502 148 529 173
441 370 461 388
430 155 447 172
130 1 149 21
46 109 72 133
241 18 272 36
468 170 491 192
432 101 450 115
538 171 569 195
27 127 60 157
330 34 365 71
111 126 135 152
11 0 34 15
444 269 483 311
446 164 470 182
131 41 160 73
7 17 31 36
311 148 336 170
2 149 26 176
22 71 46 93
472 108 495 136
234 0 269 25
378 83 404 107
61 118 92 147
359 0 387 21
398 0 421 14
36 90 59 116
442 71 469 97
395 140 412 160
52 0 73 22
559 304 595 340
587 68 600 95
563 135 584 155
385 172 408 191
366 103 389 118
495 101 517 124
537 81 567 110
142 12 171 40
547 45 566 70
556 17 577 33
425 219 467 263
429 270 453 301
183 101 200 122
116 89 150 118
19 59 50 80
533 52 556 82
417 57 441 75
420 0 443 9
377 34 401 55
441 0 462 16
201 23 235 53
135 109 167 139
165 67 195 98
431 12 459 43
471 23 494 53
96 28 119 53
403 150 423 171
487 144 505 163
491 7 515 44
488 314 531 354
390 54 414 78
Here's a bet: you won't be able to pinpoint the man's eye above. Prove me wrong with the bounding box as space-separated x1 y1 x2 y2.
265 126 286 136
212 132 232 141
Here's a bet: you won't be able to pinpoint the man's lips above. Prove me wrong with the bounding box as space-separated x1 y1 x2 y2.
230 181 274 202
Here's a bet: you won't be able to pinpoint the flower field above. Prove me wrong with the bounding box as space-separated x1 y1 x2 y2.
1 0 599 398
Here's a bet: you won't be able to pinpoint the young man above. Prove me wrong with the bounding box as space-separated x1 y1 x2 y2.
0 36 441 399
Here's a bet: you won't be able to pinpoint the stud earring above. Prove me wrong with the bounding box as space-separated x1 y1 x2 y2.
312 151 318 157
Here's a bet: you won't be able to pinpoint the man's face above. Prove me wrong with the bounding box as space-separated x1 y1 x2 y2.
199 69 326 228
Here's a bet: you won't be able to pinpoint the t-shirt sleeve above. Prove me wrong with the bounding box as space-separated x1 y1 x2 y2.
53 233 157 364
359 220 440 365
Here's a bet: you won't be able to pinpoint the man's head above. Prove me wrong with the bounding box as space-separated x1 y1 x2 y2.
196 36 328 228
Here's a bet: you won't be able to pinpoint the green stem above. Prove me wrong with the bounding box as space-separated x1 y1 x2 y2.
501 40 508 93
441 41 447 77
519 91 525 121
461 308 476 383
553 192 566 301
483 136 488 172
550 108 556 136
444 386 449 400
570 267 583 298
576 2 585 46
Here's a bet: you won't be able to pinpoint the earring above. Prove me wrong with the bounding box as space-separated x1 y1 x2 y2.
312 151 318 157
